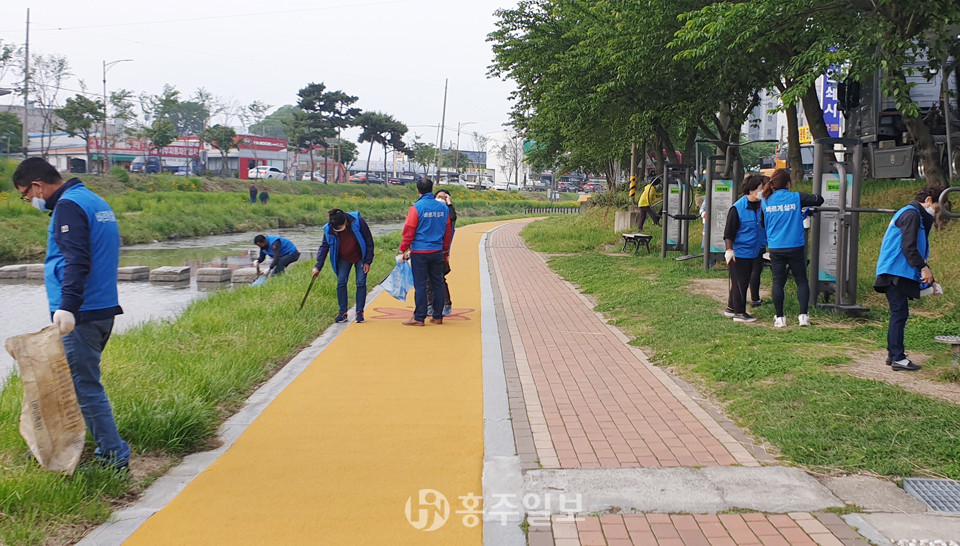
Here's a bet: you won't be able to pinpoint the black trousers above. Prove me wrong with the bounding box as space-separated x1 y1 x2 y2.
885 288 910 362
727 257 757 314
749 253 763 302
638 206 660 230
272 251 300 275
770 248 810 316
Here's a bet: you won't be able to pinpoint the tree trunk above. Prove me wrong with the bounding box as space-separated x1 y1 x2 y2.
365 142 374 181
902 113 948 186
309 145 316 177
383 145 389 185
786 101 802 183
800 84 830 141
84 136 91 175
323 145 329 184
220 150 227 178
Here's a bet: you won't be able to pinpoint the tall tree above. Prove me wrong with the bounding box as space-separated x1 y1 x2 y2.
0 111 23 154
141 118 178 163
252 105 297 138
296 83 361 183
200 124 237 177
410 138 439 176
355 111 408 184
56 94 105 173
22 53 71 157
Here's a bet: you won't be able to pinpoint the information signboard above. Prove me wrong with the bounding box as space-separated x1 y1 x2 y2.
666 183 682 248
709 179 734 253
817 173 853 281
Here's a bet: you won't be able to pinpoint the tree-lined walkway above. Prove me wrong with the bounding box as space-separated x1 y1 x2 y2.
487 222 870 546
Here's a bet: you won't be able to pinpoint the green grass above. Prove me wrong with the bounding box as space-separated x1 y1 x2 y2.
0 231 407 544
522 183 960 479
0 172 578 262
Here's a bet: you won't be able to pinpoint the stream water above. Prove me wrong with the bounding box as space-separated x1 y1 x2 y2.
0 223 402 386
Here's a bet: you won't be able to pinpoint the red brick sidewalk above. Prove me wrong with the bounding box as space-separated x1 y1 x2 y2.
487 222 869 545
488 223 756 469
528 513 870 546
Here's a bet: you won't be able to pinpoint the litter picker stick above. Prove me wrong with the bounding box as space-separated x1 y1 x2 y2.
298 276 317 311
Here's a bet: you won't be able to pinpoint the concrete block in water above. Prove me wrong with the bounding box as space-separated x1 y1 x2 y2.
231 267 259 284
0 265 26 279
196 267 231 283
25 264 45 280
149 266 191 282
117 266 150 282
614 210 642 233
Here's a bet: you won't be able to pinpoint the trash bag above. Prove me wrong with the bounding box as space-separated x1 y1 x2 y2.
5 326 86 474
250 274 267 287
382 255 415 301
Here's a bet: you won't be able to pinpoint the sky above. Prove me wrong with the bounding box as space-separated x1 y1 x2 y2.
0 0 519 150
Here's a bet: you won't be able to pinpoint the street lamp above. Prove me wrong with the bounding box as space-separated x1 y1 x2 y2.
455 121 477 174
102 59 132 173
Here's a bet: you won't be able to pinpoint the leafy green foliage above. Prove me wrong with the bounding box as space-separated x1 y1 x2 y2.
0 111 22 154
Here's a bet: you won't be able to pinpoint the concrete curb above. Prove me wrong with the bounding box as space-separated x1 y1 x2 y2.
76 298 371 546
480 227 526 546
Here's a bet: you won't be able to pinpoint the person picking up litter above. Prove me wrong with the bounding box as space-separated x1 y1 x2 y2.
312 209 375 323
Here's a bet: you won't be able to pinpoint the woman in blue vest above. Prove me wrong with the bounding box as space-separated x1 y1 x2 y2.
313 209 376 323
761 169 824 327
722 174 767 323
873 185 944 371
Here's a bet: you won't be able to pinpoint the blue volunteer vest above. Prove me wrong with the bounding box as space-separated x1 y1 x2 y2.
762 190 805 249
732 196 764 259
45 183 120 313
876 205 928 281
322 212 368 276
410 193 448 252
263 235 298 257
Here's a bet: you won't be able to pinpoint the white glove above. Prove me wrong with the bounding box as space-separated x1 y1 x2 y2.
53 310 76 335
724 250 735 265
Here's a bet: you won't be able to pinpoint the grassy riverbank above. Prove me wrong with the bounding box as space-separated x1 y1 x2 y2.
522 179 960 479
0 233 407 544
0 161 577 263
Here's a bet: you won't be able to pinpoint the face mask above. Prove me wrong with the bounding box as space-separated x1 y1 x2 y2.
31 197 46 212
925 206 936 217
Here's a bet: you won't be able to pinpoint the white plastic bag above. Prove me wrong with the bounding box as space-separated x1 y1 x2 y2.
381 255 415 301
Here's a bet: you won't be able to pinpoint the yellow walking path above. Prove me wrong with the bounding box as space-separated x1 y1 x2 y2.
125 222 508 545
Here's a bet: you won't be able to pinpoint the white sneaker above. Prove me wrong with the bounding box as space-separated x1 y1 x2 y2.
798 314 811 327
774 316 787 328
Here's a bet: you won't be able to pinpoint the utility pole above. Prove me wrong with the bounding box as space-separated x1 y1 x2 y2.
455 121 476 175
21 9 29 158
435 79 447 180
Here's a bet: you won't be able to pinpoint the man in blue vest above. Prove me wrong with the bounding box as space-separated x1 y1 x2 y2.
723 175 767 323
874 185 944 371
254 234 300 276
398 178 452 326
313 209 375 324
13 157 130 472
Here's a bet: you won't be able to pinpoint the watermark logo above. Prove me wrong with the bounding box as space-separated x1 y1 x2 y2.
404 489 449 531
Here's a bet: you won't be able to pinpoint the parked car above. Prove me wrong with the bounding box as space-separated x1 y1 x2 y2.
249 166 286 180
526 180 548 191
350 173 386 184
301 172 326 182
387 175 417 185
556 181 575 192
494 181 520 191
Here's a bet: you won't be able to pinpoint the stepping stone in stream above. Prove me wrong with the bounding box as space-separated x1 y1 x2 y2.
25 264 45 280
0 265 26 279
231 267 259 284
149 266 191 282
117 266 150 282
196 267 232 283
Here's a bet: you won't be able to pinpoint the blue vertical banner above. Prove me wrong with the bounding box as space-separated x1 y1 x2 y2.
821 70 841 137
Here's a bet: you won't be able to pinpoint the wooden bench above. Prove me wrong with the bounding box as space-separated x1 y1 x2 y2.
621 233 653 254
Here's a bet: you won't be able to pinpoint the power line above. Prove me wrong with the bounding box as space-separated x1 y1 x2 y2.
29 1 414 31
